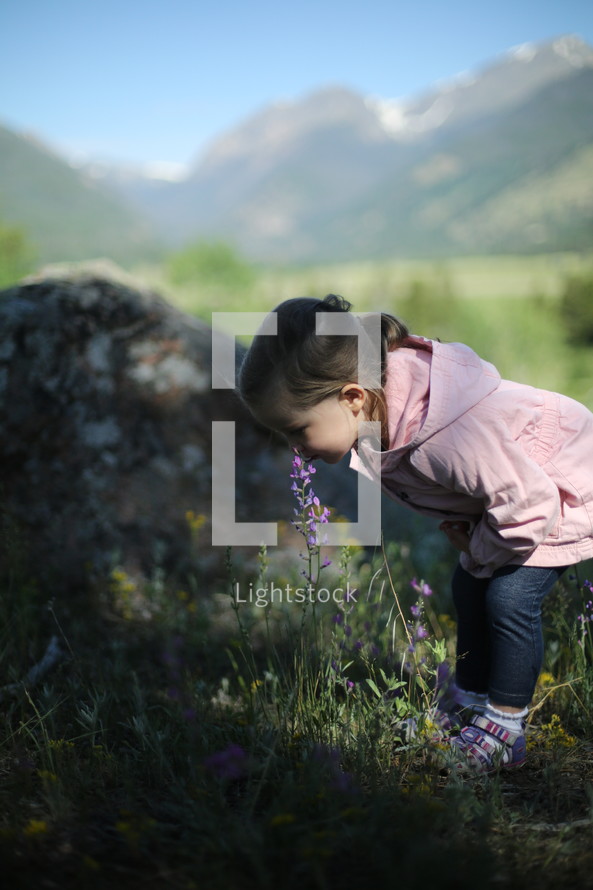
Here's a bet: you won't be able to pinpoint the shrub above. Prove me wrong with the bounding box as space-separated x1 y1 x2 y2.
0 220 35 290
166 240 255 291
560 272 593 345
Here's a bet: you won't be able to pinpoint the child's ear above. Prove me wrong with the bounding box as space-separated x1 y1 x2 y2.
339 383 366 414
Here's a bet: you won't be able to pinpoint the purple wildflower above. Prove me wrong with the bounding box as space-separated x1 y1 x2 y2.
331 770 357 794
311 743 341 766
415 625 428 640
290 450 331 559
410 578 433 597
203 744 248 781
436 661 451 689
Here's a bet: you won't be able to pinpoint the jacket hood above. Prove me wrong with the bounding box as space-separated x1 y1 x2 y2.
404 337 501 447
351 337 501 475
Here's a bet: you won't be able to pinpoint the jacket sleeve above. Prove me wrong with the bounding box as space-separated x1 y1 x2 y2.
411 411 561 577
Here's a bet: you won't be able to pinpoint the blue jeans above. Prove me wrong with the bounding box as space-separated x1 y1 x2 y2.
451 562 568 708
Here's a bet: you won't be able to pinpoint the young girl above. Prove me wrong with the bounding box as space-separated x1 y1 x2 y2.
238 293 593 772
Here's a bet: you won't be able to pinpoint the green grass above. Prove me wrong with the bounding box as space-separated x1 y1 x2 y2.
133 251 593 407
3 251 593 886
135 250 593 312
1 494 593 889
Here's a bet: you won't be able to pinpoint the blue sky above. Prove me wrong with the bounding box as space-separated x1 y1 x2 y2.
1 0 592 169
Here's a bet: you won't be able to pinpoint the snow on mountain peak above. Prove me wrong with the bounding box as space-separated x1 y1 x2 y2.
553 34 593 67
508 42 537 62
365 97 409 136
366 94 453 139
142 161 188 181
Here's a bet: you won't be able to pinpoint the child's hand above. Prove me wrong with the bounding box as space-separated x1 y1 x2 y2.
439 520 471 554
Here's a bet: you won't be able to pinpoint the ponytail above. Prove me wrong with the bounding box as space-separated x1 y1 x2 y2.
238 294 413 449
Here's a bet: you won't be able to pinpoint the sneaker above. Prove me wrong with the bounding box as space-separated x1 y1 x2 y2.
394 700 470 743
447 714 527 773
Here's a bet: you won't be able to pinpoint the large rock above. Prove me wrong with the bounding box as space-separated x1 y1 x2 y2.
0 264 321 595
1 263 447 603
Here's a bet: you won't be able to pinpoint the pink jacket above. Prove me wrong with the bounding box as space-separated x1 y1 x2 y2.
349 337 593 578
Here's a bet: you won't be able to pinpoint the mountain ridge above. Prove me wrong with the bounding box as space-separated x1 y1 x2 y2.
100 33 593 261
1 33 592 265
0 124 162 265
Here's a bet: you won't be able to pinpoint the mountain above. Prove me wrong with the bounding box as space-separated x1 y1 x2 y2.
329 62 593 259
100 34 593 263
3 34 593 265
93 86 401 252
0 125 162 265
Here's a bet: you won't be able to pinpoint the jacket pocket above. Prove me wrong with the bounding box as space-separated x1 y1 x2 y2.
530 392 560 467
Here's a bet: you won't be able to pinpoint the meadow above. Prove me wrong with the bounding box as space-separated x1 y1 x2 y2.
142 249 593 404
2 251 593 888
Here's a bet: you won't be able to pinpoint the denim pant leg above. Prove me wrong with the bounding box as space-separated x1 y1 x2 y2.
451 563 491 695
452 562 567 708
485 564 567 707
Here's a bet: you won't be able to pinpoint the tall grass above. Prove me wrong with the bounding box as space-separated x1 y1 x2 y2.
2 253 593 885
1 463 593 888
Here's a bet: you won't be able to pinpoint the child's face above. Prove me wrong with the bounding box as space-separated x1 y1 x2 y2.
253 385 367 464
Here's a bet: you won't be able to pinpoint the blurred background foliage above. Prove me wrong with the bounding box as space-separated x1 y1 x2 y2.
166 239 256 292
135 242 593 409
0 217 35 288
561 272 593 345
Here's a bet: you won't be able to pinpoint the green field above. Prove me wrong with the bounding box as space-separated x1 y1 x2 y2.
138 251 592 309
136 251 593 406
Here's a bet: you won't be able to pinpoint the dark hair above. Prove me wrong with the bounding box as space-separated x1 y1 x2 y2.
238 294 410 448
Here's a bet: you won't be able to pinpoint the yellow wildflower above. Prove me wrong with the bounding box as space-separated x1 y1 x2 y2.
49 739 74 751
529 713 577 749
402 773 433 796
23 819 48 837
110 568 136 593
542 713 577 747
115 813 156 845
270 813 296 827
437 614 457 633
537 672 556 687
339 806 363 819
82 855 100 870
186 511 207 533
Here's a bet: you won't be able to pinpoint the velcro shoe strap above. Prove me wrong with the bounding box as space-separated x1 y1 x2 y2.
471 715 518 744
461 725 498 755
